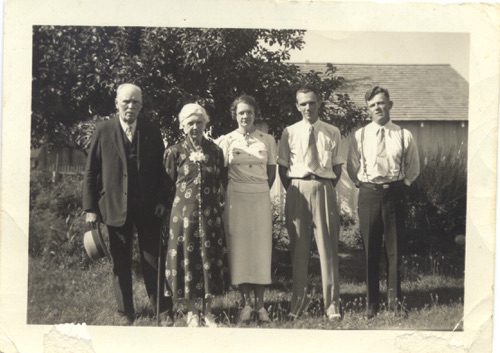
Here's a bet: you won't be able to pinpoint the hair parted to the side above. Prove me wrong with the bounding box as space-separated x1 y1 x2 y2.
365 86 390 102
230 95 262 121
295 84 321 102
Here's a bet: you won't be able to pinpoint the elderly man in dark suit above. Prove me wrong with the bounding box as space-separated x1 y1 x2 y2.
83 83 173 326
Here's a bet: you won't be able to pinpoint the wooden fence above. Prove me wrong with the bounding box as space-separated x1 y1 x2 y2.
48 162 85 183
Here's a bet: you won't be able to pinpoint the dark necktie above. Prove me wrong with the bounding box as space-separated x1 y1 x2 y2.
306 125 320 171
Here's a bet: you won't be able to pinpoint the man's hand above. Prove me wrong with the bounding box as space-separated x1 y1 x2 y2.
85 212 98 229
155 203 167 218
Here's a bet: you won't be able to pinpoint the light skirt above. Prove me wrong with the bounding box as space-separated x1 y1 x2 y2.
224 181 272 285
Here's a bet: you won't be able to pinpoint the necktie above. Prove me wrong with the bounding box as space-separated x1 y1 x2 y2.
306 125 320 171
376 127 388 175
125 126 133 142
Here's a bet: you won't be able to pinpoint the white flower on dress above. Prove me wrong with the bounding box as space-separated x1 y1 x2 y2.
203 262 211 270
168 249 177 258
189 151 206 163
183 217 190 228
185 189 192 198
173 196 180 207
180 182 187 192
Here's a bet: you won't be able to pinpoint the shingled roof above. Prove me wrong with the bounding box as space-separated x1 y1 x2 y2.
295 63 469 121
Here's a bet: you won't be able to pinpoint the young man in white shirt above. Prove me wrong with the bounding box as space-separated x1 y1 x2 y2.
347 86 420 319
278 85 343 320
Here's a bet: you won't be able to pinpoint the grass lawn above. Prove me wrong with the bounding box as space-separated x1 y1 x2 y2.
27 248 464 330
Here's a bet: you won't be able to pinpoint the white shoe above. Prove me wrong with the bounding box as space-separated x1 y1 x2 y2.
239 305 253 322
186 311 200 327
257 307 271 322
326 303 341 321
203 313 218 328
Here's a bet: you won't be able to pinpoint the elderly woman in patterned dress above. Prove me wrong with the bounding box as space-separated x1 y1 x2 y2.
163 103 230 328
218 95 277 323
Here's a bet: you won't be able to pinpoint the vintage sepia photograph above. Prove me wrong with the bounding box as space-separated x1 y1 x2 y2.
1 1 498 353
27 27 468 330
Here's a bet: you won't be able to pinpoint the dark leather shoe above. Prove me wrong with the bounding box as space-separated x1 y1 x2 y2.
116 313 134 326
159 311 175 327
160 315 174 327
366 308 377 320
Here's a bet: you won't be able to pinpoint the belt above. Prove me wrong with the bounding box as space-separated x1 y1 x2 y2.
292 174 330 181
359 180 404 190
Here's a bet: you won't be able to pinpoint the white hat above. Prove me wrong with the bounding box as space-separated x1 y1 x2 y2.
83 225 111 261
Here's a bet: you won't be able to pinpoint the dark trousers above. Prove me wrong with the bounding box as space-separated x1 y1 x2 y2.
358 183 406 311
107 206 172 318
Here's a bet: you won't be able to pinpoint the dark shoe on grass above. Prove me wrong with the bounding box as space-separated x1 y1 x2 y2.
159 312 175 327
116 313 134 326
365 308 377 320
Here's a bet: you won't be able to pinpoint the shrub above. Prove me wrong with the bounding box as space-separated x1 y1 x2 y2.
29 171 90 268
405 142 467 252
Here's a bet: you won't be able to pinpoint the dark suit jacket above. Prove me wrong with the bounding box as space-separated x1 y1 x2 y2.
82 115 169 227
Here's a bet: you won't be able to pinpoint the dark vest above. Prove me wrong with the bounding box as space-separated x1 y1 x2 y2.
121 128 141 208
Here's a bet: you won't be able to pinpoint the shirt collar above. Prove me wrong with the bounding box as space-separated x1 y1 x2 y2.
300 118 320 129
367 120 394 132
119 118 137 134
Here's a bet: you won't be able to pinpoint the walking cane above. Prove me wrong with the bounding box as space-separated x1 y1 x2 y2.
156 224 164 326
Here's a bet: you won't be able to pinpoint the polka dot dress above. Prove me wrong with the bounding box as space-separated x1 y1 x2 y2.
163 138 230 299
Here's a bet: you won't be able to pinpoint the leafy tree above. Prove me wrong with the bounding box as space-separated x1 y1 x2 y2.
32 26 367 153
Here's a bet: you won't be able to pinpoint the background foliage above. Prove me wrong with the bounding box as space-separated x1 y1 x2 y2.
32 26 367 152
405 143 467 254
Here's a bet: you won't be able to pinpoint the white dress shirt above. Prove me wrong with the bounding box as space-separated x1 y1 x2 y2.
347 121 420 186
119 119 137 141
278 119 344 179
